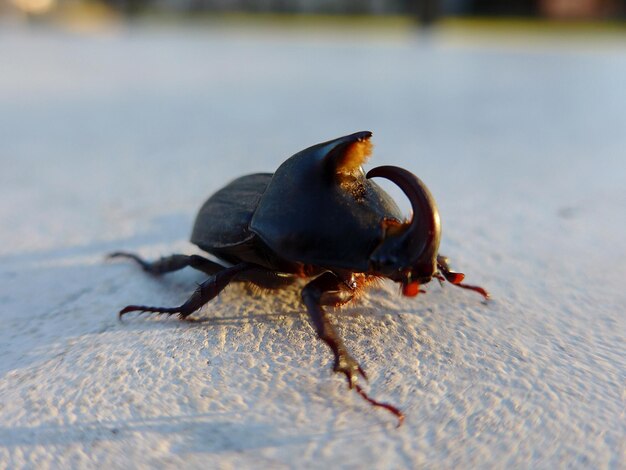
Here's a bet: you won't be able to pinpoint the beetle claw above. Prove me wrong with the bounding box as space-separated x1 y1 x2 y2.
119 305 140 319
358 364 368 381
354 384 405 427
334 354 368 389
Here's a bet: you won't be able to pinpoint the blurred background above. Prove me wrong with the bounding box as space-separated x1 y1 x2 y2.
2 0 625 293
2 0 626 22
0 0 626 24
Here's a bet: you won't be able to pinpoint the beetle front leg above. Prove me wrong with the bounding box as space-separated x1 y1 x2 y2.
302 272 404 425
301 272 364 388
437 255 489 299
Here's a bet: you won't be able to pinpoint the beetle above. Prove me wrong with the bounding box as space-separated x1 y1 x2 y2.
110 131 488 425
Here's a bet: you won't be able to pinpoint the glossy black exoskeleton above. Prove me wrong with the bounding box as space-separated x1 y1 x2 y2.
110 131 488 425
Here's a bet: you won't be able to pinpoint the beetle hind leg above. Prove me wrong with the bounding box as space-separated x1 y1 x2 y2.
118 263 250 320
108 252 225 277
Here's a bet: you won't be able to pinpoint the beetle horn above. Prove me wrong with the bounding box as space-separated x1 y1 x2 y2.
322 131 373 177
366 165 441 270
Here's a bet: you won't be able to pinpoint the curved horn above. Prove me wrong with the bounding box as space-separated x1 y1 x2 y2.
367 165 441 265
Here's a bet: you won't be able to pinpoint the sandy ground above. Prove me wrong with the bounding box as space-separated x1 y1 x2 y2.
0 20 625 469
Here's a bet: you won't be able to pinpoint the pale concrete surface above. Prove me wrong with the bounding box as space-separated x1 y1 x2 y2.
0 22 625 469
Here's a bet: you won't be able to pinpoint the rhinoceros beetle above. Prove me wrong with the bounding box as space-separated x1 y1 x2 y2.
110 131 488 426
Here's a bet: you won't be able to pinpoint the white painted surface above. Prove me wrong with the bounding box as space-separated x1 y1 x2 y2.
1 22 624 469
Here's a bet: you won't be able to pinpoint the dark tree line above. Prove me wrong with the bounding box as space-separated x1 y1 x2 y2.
99 0 626 20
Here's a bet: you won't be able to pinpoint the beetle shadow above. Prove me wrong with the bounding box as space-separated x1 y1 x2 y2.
0 214 208 375
0 213 192 268
114 281 423 334
0 411 379 454
0 219 487 456
0 211 323 379
112 272 313 333
114 273 450 335
116 310 308 332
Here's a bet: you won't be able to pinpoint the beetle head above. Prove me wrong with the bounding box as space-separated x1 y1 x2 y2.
366 166 442 296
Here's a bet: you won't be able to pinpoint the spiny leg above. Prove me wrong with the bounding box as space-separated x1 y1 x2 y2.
119 262 251 320
437 255 490 299
302 272 404 425
109 252 225 277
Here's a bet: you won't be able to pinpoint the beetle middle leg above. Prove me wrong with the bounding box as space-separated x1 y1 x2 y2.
118 262 251 320
109 252 225 277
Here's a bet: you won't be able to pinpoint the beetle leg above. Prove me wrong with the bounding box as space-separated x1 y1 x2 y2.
118 263 250 320
302 272 404 425
301 272 365 388
109 252 225 277
437 255 490 299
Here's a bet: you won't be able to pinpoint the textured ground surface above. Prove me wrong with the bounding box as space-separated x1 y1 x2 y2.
1 20 625 469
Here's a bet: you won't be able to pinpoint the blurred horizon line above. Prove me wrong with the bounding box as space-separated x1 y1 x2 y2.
4 6 626 39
